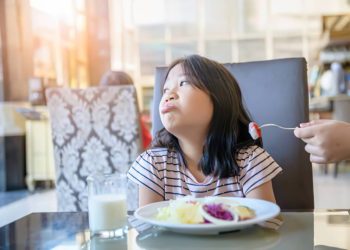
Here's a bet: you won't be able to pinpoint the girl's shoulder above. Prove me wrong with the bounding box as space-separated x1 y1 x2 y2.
235 145 265 163
142 147 177 158
236 145 262 156
139 147 180 166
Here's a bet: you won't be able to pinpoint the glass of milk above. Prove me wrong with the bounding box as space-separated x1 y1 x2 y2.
87 173 128 238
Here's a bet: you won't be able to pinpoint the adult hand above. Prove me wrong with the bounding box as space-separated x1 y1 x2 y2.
294 119 350 164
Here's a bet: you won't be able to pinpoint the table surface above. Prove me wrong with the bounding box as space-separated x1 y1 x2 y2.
0 210 349 250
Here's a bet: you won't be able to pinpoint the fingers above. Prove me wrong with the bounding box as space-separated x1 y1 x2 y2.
309 154 327 164
299 122 312 128
304 144 323 157
299 119 330 128
296 119 335 164
298 135 316 144
294 119 331 138
294 126 315 139
302 138 332 164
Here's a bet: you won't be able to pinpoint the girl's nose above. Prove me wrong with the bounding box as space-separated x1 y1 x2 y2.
164 93 176 103
164 90 177 102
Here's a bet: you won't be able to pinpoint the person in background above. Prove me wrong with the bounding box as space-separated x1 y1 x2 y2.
294 119 350 164
99 70 134 87
99 71 152 150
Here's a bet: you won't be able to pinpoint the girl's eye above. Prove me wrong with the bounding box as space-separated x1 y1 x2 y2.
180 81 189 86
163 88 169 94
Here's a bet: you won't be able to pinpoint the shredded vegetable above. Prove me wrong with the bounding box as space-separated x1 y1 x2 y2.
155 196 255 224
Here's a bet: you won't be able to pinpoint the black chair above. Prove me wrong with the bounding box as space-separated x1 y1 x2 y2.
151 58 314 209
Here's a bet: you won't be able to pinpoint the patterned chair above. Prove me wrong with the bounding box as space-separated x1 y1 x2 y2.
46 86 142 211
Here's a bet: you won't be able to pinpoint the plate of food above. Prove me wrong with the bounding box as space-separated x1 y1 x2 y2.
134 196 280 235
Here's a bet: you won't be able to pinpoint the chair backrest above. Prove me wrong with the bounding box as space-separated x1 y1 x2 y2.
46 86 142 211
152 58 314 209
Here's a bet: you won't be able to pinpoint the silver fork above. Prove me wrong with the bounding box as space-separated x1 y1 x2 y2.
260 124 297 130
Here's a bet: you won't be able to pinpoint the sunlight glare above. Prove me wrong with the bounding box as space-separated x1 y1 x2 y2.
30 0 74 25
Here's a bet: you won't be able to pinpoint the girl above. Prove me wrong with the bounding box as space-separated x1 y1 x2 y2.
127 55 282 208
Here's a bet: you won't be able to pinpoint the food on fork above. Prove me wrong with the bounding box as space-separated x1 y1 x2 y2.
249 122 262 140
156 196 255 224
249 122 297 140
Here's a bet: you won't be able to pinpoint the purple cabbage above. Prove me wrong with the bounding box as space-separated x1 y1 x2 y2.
203 203 234 223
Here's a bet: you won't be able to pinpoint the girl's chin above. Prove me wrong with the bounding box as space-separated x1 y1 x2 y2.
166 127 190 138
164 124 178 134
164 123 182 135
162 117 177 128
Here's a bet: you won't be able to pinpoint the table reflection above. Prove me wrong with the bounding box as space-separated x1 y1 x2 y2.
314 211 350 249
0 211 349 250
135 227 280 250
82 236 128 250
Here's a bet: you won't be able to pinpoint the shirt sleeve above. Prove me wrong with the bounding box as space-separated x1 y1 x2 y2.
127 150 164 198
239 146 282 196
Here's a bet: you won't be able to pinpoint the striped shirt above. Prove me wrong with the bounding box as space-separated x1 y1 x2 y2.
127 146 282 200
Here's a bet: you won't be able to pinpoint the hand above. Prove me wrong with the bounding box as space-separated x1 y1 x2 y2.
294 120 350 164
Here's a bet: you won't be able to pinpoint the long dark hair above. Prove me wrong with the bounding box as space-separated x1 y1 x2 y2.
153 55 262 178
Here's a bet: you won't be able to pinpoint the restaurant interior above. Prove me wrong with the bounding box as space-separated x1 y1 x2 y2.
0 0 350 249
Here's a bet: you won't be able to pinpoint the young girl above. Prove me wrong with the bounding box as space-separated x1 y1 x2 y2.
127 55 282 209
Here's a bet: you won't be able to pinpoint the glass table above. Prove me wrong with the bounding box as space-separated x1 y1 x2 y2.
0 210 349 250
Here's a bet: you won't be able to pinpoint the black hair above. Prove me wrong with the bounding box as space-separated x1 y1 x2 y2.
153 55 262 178
99 71 134 87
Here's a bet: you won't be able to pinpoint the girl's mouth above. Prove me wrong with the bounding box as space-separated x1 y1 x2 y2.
160 103 176 114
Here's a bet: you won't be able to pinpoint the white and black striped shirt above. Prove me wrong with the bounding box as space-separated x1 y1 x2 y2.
128 145 282 200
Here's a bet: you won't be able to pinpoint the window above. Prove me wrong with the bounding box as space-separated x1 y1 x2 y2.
110 0 350 111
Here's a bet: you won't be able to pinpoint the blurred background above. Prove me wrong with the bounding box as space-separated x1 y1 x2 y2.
1 0 350 224
2 0 350 109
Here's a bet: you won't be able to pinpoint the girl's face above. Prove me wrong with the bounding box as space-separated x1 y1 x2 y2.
159 64 213 138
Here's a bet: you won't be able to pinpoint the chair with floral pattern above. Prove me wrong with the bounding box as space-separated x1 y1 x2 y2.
46 86 142 211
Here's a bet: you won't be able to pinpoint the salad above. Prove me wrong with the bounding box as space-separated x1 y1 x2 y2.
156 196 255 224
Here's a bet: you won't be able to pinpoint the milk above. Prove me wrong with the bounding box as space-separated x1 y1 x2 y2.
88 194 127 231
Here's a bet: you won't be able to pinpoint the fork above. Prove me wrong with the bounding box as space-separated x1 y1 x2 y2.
259 123 296 130
249 122 297 140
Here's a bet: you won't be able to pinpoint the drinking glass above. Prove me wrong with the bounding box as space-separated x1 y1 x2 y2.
87 173 128 238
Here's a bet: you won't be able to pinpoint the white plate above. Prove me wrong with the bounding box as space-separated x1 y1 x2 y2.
134 197 280 235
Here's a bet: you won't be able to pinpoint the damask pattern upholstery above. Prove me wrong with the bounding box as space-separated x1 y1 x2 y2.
46 86 142 212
